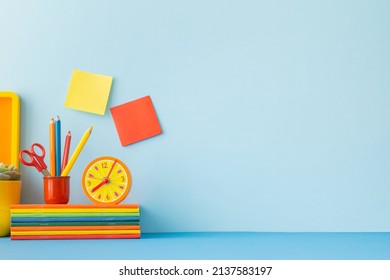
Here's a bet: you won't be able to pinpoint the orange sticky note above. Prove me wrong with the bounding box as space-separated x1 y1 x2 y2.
110 96 162 146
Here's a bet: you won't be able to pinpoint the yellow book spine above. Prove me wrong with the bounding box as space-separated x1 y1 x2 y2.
11 208 139 214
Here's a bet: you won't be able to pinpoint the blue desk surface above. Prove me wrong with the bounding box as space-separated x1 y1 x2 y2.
1 232 389 260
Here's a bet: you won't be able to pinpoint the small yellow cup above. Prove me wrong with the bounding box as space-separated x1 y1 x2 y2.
0 180 21 236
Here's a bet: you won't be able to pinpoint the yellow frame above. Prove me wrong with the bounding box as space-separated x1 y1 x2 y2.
0 92 20 168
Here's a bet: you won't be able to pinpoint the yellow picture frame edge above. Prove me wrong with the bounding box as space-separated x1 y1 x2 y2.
0 91 20 169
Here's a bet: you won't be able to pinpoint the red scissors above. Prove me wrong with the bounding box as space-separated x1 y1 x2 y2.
19 143 51 177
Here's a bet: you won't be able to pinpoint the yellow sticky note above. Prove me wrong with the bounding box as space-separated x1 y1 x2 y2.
65 69 113 115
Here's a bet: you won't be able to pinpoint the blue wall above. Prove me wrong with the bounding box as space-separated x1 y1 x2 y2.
1 0 390 232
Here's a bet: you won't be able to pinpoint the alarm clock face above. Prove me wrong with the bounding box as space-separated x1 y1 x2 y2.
82 156 132 204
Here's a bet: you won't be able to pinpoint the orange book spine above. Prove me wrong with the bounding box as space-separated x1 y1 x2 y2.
11 225 140 231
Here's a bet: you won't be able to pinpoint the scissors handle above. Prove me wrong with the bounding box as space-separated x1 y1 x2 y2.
30 143 47 169
19 143 47 172
19 150 37 167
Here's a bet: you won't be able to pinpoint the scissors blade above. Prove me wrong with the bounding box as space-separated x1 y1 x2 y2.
41 169 51 177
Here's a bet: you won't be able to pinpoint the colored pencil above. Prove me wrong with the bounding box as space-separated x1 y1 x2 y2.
55 116 61 176
49 118 56 176
61 126 92 176
61 131 71 173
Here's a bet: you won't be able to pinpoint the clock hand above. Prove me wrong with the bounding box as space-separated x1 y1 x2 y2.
106 160 117 179
91 178 108 193
91 160 118 193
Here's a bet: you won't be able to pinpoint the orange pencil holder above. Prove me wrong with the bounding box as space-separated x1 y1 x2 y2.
43 176 70 204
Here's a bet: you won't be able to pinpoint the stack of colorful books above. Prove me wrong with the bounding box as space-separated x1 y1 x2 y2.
10 204 140 240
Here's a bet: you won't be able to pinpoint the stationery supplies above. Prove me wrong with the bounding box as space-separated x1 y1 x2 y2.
61 126 93 176
19 143 51 177
55 116 61 176
49 118 56 175
65 69 113 115
10 204 140 240
43 176 70 204
61 131 71 173
0 92 20 168
110 95 162 146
